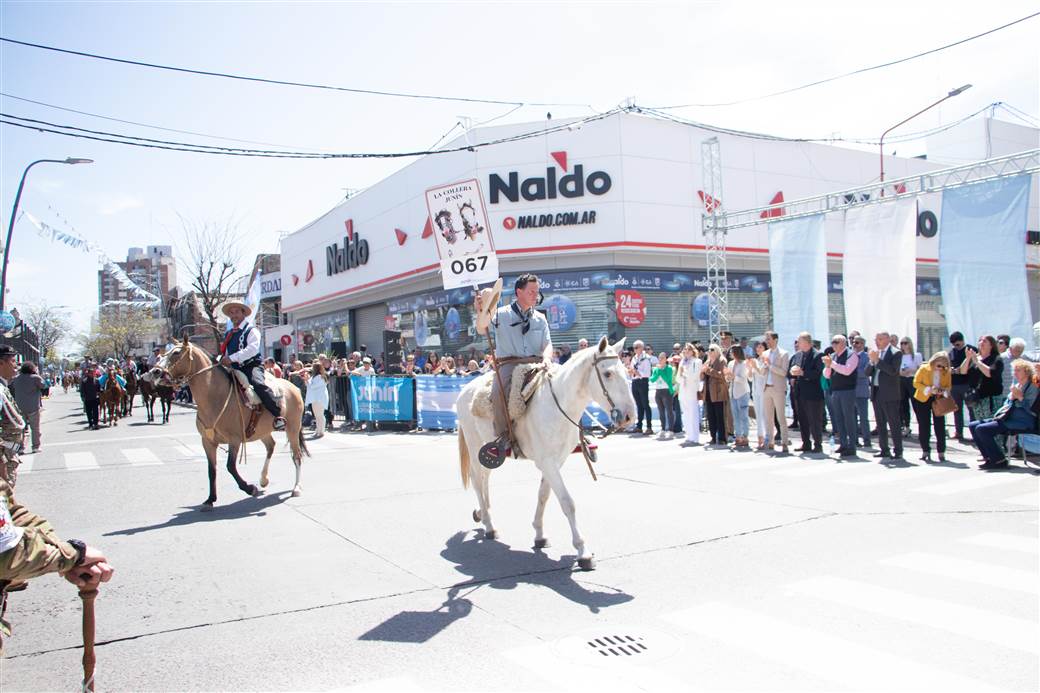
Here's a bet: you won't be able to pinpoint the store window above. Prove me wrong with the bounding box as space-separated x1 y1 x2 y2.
297 308 352 359
385 268 950 363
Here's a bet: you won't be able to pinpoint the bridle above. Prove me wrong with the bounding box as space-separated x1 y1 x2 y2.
548 351 626 440
163 344 240 444
546 350 627 481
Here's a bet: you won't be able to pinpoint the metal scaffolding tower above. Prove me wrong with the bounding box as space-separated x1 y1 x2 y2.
706 149 1039 232
700 137 729 344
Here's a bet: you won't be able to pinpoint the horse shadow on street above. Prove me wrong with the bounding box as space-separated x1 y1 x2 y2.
103 491 292 536
358 530 634 644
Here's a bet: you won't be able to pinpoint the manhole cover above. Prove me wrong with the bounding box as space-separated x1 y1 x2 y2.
587 634 647 657
554 626 681 665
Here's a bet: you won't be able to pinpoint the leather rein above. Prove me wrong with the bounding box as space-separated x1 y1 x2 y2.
548 353 624 437
162 346 237 442
546 352 625 481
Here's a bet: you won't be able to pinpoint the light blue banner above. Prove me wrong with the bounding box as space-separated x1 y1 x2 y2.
415 374 478 430
768 214 829 348
349 375 415 422
940 175 1033 342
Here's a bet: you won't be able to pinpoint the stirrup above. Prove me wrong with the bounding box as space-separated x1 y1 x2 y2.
271 417 286 431
478 436 510 469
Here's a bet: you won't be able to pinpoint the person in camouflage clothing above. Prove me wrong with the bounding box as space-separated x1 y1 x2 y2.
0 477 115 654
0 346 27 486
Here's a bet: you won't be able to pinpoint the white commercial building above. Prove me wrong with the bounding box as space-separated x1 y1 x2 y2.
279 111 1038 363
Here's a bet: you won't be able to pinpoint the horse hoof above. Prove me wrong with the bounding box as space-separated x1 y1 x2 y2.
576 556 596 571
484 530 498 541
201 503 214 512
533 538 550 550
250 485 264 497
260 478 269 488
472 509 481 523
291 488 302 497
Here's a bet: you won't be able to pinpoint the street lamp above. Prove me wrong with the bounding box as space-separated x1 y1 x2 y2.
879 85 971 186
1 157 94 311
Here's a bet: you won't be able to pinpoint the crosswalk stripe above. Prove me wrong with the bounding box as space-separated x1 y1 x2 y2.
1001 491 1039 507
122 448 162 466
880 552 1038 594
64 452 99 470
664 601 992 691
840 465 948 486
961 532 1038 554
788 575 1038 654
915 474 1030 496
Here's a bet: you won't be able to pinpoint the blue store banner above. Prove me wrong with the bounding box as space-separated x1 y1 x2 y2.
349 375 415 422
542 294 578 331
415 374 479 430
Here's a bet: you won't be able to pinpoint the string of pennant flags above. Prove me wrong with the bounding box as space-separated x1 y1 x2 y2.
21 210 162 307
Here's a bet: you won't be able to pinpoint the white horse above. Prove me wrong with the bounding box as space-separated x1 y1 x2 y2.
456 336 637 570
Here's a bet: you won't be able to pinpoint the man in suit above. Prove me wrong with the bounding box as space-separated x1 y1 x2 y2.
789 332 825 453
866 330 903 459
823 334 860 457
759 330 791 453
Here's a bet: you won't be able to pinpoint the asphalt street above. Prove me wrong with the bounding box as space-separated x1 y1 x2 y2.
1 390 1037 692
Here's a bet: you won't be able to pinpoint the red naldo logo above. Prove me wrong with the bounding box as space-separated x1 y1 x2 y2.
488 150 612 204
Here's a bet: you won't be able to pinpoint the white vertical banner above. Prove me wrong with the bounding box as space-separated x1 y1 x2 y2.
768 214 829 350
842 199 918 346
424 179 499 289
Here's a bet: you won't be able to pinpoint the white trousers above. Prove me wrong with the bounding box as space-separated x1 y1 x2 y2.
753 381 767 441
679 389 701 443
312 402 326 435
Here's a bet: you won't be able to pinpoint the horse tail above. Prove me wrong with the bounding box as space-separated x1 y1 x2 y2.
298 426 311 457
459 427 470 490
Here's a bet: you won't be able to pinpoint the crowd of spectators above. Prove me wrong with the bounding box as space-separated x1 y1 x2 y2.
615 328 1038 471
175 326 1037 469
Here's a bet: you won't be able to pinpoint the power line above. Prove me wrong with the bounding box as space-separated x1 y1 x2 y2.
650 11 1040 109
1 109 622 159
636 102 1006 145
996 102 1040 127
0 91 331 151
0 35 596 110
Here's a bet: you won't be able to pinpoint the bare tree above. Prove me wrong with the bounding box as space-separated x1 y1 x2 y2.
22 301 72 363
79 309 155 361
178 216 249 345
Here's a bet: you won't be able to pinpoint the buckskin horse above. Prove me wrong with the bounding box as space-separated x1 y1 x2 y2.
455 336 636 570
99 373 124 427
158 337 309 508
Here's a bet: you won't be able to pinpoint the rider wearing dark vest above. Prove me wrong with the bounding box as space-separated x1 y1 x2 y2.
218 301 284 430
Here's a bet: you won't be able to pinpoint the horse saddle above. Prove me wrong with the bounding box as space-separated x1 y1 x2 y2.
470 363 554 422
228 370 285 437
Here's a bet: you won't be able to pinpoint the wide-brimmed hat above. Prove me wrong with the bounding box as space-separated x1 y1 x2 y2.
474 278 503 336
220 300 252 318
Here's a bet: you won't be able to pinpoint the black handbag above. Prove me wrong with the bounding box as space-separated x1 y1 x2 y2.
963 387 980 407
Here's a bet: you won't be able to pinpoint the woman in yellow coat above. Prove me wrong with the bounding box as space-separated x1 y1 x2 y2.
912 352 953 462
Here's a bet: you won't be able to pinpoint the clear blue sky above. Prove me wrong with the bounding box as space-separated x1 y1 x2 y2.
2 1 1037 350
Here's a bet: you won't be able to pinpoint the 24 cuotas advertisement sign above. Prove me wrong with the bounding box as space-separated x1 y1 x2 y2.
615 289 646 327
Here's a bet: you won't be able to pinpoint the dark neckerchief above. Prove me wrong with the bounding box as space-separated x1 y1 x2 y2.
509 301 531 335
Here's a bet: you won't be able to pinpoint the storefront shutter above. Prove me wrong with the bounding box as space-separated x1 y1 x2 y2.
355 303 388 359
